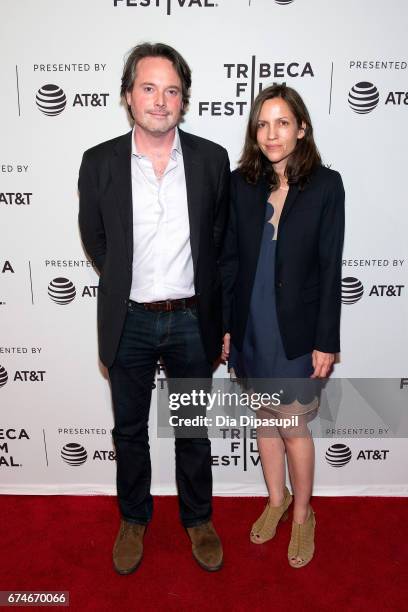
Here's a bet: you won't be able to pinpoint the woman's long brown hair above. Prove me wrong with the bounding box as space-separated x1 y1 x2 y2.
239 84 321 190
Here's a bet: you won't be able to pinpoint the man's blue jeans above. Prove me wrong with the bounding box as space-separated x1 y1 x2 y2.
109 300 213 527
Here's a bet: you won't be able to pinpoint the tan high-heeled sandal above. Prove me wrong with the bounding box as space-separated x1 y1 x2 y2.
250 486 293 544
288 507 316 568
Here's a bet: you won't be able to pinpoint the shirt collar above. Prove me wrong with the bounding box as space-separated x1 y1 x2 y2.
131 126 182 160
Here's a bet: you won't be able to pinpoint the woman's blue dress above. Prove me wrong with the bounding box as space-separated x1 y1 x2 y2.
229 199 314 398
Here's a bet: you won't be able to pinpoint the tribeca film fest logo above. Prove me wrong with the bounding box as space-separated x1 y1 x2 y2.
348 82 379 114
0 366 8 388
325 443 352 467
61 443 88 466
0 428 30 468
48 278 76 305
113 0 219 15
36 84 67 116
199 57 314 117
35 84 109 116
342 277 364 304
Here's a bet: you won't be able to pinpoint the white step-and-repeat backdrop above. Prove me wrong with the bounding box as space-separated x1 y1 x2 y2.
1 0 407 496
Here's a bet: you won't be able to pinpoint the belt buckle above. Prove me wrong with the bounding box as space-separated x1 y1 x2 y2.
165 299 172 312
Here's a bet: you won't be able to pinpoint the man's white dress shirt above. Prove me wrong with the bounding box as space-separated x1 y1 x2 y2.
129 127 195 303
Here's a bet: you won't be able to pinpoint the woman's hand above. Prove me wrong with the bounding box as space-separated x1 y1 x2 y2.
311 350 335 378
221 333 231 363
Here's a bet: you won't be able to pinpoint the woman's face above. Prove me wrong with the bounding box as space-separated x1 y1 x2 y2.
256 97 305 167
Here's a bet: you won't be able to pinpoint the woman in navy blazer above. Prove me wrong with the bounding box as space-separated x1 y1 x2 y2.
221 84 345 568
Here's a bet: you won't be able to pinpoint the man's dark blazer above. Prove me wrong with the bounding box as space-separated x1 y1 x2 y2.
220 165 345 359
78 128 230 368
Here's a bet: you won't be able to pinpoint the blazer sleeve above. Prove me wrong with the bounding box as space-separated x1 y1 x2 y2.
314 171 345 353
213 150 231 259
78 151 106 274
219 173 239 334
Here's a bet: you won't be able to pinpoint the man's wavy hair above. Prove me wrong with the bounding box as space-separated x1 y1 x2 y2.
239 84 321 190
121 42 191 120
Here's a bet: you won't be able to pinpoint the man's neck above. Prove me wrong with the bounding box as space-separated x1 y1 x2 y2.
134 125 176 160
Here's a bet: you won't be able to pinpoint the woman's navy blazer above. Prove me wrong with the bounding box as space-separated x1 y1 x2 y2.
220 165 345 359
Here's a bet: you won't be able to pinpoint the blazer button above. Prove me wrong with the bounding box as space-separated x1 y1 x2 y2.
277 281 283 288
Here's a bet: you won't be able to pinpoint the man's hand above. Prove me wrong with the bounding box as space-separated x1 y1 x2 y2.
221 333 231 363
311 350 335 378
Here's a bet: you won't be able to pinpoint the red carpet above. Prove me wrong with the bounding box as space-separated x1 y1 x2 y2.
0 495 406 611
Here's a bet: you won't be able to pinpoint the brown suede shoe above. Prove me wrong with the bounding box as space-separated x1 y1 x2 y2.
112 520 146 575
186 521 223 572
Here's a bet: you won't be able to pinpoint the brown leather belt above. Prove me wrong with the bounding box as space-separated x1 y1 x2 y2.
130 296 198 312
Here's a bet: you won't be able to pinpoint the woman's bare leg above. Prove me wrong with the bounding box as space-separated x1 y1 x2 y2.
280 422 314 522
257 424 286 505
280 422 314 564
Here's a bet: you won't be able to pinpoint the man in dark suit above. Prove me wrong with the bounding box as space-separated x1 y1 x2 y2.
78 43 230 574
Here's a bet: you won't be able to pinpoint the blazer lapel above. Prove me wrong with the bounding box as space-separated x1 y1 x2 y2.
111 131 133 265
179 129 202 275
280 183 300 227
252 176 269 244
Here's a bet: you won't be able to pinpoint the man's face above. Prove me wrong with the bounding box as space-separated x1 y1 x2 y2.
126 56 183 136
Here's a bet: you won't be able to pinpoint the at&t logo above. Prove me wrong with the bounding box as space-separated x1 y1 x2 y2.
47 277 98 303
348 82 408 113
326 444 389 467
348 82 379 114
93 450 116 461
36 84 109 116
48 278 76 304
356 450 389 460
36 84 67 116
250 0 294 4
325 443 352 467
369 285 404 297
0 366 8 388
0 193 32 206
61 443 88 466
342 277 364 304
342 276 404 303
0 365 46 385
